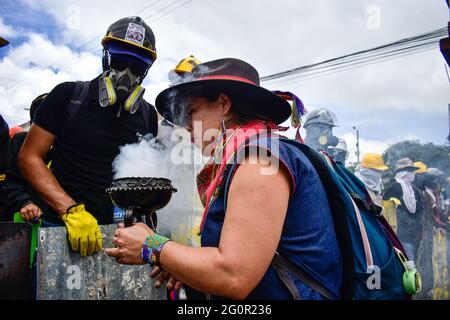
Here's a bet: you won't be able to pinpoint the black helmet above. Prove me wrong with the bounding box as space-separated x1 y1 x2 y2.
102 16 156 62
0 36 9 48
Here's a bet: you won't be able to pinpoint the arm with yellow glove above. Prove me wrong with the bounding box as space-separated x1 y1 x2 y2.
19 124 102 257
62 203 103 257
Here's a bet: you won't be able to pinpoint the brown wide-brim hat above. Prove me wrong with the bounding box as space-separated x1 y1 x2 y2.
394 157 420 173
0 37 9 48
155 58 292 126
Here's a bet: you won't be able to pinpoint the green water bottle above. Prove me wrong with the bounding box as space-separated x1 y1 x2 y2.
403 261 422 295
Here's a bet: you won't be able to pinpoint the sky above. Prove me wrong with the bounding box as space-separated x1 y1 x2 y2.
0 0 449 164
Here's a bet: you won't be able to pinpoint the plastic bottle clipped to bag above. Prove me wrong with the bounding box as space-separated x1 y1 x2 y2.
403 260 422 295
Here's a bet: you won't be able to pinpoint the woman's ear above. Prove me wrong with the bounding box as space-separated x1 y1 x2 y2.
218 93 232 117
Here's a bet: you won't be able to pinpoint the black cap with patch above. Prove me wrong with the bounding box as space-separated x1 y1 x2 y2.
102 16 156 61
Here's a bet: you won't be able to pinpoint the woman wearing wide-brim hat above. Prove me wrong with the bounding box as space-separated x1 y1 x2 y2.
106 58 343 300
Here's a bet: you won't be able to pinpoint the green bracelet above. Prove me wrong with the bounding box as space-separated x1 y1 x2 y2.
143 233 171 267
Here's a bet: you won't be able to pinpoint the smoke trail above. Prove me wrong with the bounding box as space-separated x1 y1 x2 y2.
112 124 205 246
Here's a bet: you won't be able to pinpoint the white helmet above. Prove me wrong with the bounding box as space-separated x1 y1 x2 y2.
334 138 348 152
304 108 338 129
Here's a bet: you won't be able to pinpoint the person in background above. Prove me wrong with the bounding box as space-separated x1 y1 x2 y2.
168 55 201 86
18 16 159 257
327 138 348 166
383 158 424 262
3 94 48 222
303 108 339 152
355 153 390 206
413 162 436 299
0 114 10 221
0 36 11 220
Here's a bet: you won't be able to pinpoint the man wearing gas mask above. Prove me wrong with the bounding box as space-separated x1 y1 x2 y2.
18 17 158 257
327 138 348 165
303 108 339 152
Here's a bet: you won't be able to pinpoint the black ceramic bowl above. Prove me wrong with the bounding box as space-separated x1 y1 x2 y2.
106 177 177 213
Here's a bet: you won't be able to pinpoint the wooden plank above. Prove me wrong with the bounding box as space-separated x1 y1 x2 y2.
37 224 166 300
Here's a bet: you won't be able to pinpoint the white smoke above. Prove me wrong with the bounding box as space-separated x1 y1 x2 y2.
112 122 206 247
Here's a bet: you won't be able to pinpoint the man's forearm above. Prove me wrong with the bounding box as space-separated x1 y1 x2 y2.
19 156 75 216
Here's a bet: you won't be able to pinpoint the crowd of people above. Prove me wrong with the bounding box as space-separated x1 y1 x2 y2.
301 106 450 300
0 15 449 300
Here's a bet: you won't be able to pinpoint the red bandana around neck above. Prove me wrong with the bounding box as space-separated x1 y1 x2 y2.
196 120 281 233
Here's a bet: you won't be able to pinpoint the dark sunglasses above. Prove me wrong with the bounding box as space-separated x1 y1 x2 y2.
109 53 151 77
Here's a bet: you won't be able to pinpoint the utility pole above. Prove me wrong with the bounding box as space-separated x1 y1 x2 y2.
353 126 360 164
447 104 450 147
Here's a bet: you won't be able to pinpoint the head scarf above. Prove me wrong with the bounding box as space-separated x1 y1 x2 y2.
395 171 417 213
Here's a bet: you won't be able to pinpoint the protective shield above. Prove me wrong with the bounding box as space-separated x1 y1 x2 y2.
0 222 32 299
37 224 166 300
432 227 449 300
382 200 398 233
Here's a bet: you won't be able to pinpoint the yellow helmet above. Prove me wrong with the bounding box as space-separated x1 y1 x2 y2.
413 161 428 174
361 153 389 171
172 55 201 74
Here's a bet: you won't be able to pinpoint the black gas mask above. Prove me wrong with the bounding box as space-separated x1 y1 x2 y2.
304 123 339 152
99 53 150 114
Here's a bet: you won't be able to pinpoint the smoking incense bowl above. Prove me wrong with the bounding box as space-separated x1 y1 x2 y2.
106 177 177 228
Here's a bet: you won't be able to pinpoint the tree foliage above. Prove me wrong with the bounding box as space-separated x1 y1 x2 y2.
383 140 450 174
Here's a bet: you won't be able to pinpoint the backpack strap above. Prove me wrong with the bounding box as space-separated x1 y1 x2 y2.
319 150 375 268
60 81 90 139
140 100 151 134
272 252 334 300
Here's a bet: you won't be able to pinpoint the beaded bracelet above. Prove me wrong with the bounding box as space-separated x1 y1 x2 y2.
141 233 170 268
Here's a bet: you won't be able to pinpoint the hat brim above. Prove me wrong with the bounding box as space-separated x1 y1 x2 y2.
395 166 420 173
373 165 390 171
103 37 155 63
0 37 9 48
155 79 292 126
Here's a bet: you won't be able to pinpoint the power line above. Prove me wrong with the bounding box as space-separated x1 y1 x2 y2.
4 0 194 94
149 0 194 23
266 38 440 87
267 44 438 88
261 27 447 85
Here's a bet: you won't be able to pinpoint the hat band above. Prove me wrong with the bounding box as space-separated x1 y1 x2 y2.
197 75 257 85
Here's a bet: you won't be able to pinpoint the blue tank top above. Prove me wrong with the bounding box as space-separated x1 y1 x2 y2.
201 136 343 299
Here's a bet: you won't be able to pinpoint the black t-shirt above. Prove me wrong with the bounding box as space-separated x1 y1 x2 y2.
33 77 158 224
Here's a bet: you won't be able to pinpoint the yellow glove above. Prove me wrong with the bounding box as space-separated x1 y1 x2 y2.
389 197 401 206
62 203 103 257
